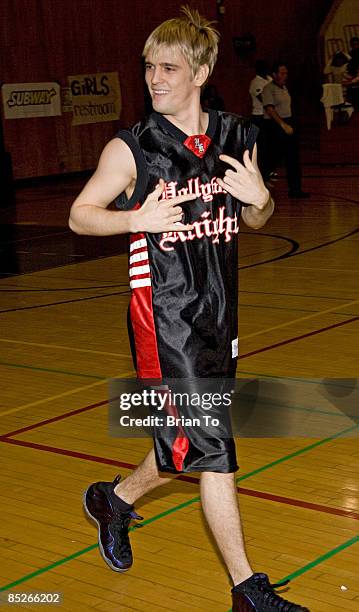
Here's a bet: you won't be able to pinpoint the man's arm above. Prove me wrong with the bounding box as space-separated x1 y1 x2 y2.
264 104 293 135
217 144 274 230
69 138 195 236
261 83 294 135
240 191 274 229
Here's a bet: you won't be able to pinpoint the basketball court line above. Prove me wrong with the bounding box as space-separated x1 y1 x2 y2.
280 534 359 582
0 289 130 314
2 315 358 420
239 227 359 270
239 316 359 360
0 380 108 417
0 441 358 595
239 298 359 340
1 369 356 440
0 372 132 418
2 230 70 246
237 370 357 388
0 338 129 357
0 283 128 292
241 303 358 316
225 534 359 612
2 435 358 521
1 297 358 365
0 400 108 439
0 360 106 380
240 288 357 301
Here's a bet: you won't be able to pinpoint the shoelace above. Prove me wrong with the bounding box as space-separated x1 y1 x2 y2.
258 578 302 611
112 510 144 557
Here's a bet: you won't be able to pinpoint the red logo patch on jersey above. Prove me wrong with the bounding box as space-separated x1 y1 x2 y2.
184 134 211 158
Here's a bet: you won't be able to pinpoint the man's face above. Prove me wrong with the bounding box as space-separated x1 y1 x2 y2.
145 45 201 115
273 66 288 86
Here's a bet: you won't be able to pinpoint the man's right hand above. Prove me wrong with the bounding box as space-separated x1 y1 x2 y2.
130 179 196 233
281 122 294 136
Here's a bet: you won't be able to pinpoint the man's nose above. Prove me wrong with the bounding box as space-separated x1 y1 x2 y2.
151 67 163 84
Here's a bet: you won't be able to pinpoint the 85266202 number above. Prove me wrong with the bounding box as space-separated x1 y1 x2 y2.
0 592 62 605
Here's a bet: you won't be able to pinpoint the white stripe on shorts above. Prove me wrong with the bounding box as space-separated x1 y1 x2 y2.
129 251 149 264
130 238 147 252
129 264 150 277
130 277 152 289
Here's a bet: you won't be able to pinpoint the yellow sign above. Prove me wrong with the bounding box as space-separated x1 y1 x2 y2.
68 72 121 125
2 82 61 119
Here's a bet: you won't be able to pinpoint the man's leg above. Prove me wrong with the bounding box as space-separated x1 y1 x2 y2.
114 447 173 503
84 447 172 571
201 471 310 611
283 124 303 195
200 471 253 585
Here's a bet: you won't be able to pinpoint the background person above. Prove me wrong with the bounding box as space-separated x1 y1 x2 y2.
249 59 272 179
262 62 310 199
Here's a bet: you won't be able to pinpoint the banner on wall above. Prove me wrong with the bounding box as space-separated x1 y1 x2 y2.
1 82 61 119
68 72 121 125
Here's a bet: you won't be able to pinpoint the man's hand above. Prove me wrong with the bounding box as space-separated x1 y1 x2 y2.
130 179 196 233
217 144 270 210
281 122 294 135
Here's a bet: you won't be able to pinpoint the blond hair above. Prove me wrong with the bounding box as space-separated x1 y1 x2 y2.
142 6 219 79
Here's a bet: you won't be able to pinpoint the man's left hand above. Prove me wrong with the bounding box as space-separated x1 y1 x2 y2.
217 144 269 210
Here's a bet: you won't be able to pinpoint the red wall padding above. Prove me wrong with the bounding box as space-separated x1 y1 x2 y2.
0 0 332 178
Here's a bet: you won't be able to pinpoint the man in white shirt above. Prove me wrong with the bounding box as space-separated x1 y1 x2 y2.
249 60 272 120
249 60 272 179
262 62 309 199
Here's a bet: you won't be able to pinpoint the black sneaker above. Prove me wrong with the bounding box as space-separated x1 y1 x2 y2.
232 573 310 611
83 475 143 572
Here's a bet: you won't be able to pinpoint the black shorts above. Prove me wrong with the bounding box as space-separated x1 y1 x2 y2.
148 378 239 474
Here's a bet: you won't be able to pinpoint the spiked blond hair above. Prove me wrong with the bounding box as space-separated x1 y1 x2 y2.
142 6 219 79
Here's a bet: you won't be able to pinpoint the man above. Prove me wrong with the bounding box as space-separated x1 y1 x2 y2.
69 7 309 611
248 59 273 180
262 62 309 199
249 59 272 124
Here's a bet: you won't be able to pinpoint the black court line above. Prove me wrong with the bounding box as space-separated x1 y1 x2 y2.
1 228 357 313
0 283 129 293
308 191 359 205
239 315 359 360
239 227 358 270
0 290 130 314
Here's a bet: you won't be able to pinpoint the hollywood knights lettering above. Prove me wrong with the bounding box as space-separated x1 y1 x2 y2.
158 177 239 252
159 206 239 251
160 176 225 203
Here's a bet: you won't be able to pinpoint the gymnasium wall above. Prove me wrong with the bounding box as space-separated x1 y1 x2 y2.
0 0 333 179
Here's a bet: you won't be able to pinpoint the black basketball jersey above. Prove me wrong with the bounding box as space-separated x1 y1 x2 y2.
116 110 258 379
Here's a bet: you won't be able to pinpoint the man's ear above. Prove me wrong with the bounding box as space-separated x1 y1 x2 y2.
194 64 210 87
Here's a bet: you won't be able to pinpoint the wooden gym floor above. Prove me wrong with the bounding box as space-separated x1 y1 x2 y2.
0 165 358 611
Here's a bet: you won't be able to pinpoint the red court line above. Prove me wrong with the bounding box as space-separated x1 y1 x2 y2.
1 436 358 521
239 315 359 360
238 487 359 520
1 437 136 470
2 317 358 438
0 399 108 439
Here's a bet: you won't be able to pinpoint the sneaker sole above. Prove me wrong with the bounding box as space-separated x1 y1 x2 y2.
83 487 130 573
